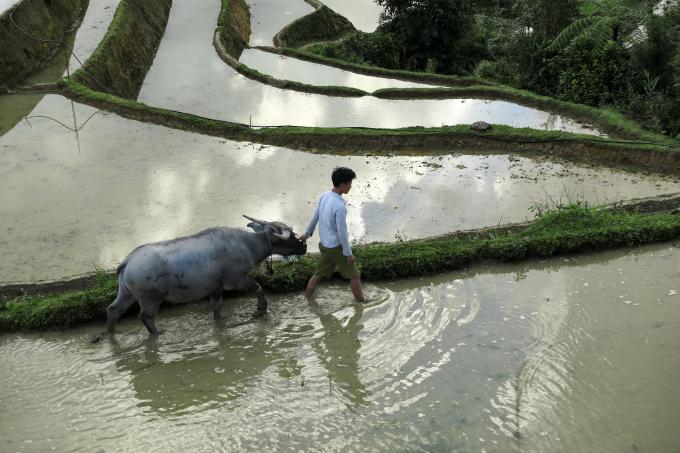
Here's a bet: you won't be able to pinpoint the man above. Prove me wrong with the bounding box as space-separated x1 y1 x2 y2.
300 167 364 302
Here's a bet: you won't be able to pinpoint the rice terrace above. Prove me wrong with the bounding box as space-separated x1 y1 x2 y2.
1 0 679 451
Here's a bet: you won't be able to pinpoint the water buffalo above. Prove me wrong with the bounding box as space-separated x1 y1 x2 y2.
106 216 307 335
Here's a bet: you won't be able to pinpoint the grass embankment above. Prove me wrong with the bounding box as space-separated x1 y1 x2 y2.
213 0 368 96
59 79 680 171
231 59 367 96
212 29 368 97
373 86 678 145
258 45 676 146
217 0 250 59
2 204 680 331
273 6 355 48
71 0 171 98
260 46 492 88
0 0 88 88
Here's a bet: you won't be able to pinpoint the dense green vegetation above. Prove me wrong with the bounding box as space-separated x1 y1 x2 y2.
3 202 680 331
307 0 680 139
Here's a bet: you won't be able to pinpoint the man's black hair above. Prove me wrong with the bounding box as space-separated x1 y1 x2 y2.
332 167 356 187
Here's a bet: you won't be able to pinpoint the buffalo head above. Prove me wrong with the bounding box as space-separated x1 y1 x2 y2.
243 215 307 256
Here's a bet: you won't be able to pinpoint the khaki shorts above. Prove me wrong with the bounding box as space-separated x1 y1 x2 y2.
314 244 361 279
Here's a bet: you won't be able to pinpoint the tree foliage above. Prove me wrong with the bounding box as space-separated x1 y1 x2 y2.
547 0 642 52
375 0 474 72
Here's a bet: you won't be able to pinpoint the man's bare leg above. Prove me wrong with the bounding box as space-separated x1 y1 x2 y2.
350 276 364 302
305 275 322 299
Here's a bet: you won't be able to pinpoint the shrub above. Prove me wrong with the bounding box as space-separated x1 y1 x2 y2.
308 31 403 69
554 35 632 106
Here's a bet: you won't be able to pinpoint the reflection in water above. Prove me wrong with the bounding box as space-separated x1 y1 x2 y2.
139 0 603 133
239 49 431 91
312 305 367 408
111 317 288 415
1 243 680 451
320 0 383 32
61 0 120 79
246 0 315 46
2 95 680 283
0 0 118 138
0 93 45 137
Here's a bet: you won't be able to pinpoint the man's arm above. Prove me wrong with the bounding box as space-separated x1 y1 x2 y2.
335 204 352 257
302 201 320 240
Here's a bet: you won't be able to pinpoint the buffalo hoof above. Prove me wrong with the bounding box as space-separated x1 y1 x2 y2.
252 309 267 319
89 331 110 343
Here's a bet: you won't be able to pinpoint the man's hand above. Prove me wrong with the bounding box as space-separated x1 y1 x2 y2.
300 233 308 242
346 255 356 265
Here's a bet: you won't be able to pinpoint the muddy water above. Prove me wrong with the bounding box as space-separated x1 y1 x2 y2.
321 0 383 32
0 0 118 135
239 48 432 90
246 0 315 46
138 0 602 134
64 0 119 77
2 243 679 452
2 94 680 283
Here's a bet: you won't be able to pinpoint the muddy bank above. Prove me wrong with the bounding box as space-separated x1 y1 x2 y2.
273 5 355 48
72 0 171 98
217 0 250 59
0 0 87 88
2 193 680 300
255 46 489 88
213 31 367 96
2 201 680 330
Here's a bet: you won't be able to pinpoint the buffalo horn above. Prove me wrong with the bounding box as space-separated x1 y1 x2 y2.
243 214 267 225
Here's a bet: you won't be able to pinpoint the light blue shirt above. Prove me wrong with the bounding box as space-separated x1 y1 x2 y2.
305 191 352 256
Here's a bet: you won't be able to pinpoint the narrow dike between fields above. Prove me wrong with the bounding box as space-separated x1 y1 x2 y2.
0 0 679 322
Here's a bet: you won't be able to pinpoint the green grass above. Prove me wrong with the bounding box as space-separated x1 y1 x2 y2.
3 204 680 331
70 0 171 98
262 46 492 87
60 78 680 163
373 86 678 145
231 61 368 97
274 6 355 48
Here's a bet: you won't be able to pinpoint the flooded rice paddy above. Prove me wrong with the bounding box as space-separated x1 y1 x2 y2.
1 94 679 283
239 48 431 91
1 243 679 452
137 0 602 133
2 0 680 451
246 0 315 47
63 0 119 77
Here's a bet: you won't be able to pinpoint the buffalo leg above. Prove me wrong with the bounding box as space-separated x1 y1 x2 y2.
138 298 163 336
236 278 268 317
107 276 138 334
210 290 224 320
253 282 268 317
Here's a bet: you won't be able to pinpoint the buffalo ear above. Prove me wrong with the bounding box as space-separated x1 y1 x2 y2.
272 229 291 240
244 214 267 232
263 223 285 241
247 221 265 232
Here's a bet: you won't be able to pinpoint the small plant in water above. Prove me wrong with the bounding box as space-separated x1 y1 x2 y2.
394 229 408 242
529 187 589 218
